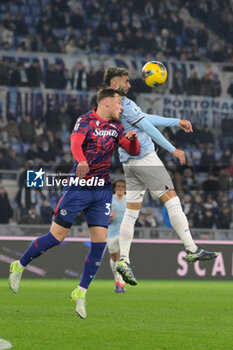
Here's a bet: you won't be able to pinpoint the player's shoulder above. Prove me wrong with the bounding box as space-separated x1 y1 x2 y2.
80 110 93 121
122 96 134 107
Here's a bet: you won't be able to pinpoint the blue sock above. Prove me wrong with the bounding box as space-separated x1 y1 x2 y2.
20 232 61 267
79 242 107 289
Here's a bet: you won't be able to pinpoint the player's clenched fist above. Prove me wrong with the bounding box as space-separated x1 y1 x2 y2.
76 161 89 178
178 120 193 133
125 131 138 141
172 149 186 165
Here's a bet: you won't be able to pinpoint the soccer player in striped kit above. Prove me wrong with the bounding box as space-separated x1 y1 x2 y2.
9 87 140 318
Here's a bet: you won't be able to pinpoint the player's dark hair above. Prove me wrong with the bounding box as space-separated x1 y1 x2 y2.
113 179 126 194
97 87 123 104
104 66 129 86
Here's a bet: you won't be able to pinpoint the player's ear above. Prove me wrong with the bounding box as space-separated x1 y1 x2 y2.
104 97 111 108
111 79 118 89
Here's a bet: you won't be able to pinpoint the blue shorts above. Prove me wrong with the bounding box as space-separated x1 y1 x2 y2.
54 183 113 228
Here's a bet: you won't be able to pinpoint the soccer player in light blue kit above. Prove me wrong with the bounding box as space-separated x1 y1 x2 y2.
104 67 218 285
107 180 126 293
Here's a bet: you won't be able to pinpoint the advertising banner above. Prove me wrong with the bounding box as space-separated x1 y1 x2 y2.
1 238 232 280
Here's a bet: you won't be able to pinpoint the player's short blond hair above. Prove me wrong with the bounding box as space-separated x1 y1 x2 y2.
97 87 123 104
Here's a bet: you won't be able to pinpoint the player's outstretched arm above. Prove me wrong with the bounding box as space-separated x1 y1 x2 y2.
143 112 180 127
143 113 193 133
136 117 176 154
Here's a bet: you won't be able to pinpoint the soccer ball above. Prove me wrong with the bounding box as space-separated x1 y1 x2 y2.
142 61 167 87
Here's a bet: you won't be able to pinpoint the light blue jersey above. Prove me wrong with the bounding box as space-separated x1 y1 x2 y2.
119 97 180 163
107 195 126 238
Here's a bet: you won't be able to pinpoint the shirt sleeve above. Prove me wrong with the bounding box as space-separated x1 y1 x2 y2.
70 116 90 162
72 116 90 136
137 118 176 153
143 113 180 127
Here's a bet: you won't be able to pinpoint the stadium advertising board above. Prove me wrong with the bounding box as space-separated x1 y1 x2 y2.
0 239 232 280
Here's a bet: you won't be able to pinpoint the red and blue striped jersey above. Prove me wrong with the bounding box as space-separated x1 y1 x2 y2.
70 109 140 183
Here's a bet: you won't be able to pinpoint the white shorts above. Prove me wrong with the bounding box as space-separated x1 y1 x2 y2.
107 236 120 254
123 152 174 203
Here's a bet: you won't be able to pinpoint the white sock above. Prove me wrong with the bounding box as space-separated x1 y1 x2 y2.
78 286 87 295
119 208 140 262
110 258 118 282
110 258 125 284
165 196 197 253
117 271 125 285
17 261 25 269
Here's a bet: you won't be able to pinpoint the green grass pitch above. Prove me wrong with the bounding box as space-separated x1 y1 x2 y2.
1 279 233 350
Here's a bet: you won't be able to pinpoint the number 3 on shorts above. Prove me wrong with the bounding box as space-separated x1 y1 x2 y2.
105 203 111 215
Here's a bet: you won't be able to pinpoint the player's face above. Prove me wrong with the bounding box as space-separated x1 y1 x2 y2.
109 95 123 120
115 181 126 196
114 75 131 94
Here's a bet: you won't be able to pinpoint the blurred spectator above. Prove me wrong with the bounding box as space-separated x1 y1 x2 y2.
19 206 44 224
181 168 199 191
72 62 87 90
201 209 216 229
5 149 19 169
38 141 56 163
217 205 232 229
0 117 19 140
18 115 35 142
220 114 233 150
190 194 204 228
186 71 200 96
227 79 233 98
0 59 10 85
200 74 212 96
40 200 53 224
0 186 13 223
202 125 214 146
14 13 28 36
202 172 218 198
170 70 186 95
44 105 57 131
220 149 231 166
27 60 41 87
200 147 216 171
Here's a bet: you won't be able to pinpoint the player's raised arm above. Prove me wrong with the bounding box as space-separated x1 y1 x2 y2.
70 117 90 178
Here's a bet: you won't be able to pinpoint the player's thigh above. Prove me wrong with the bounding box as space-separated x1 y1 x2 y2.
84 185 113 231
53 187 91 228
123 162 146 203
140 152 174 197
107 236 120 255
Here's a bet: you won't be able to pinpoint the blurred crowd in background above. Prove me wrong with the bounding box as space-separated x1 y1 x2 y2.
0 0 233 61
0 0 232 232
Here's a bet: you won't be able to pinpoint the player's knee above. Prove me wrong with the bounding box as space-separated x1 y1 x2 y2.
50 222 69 242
